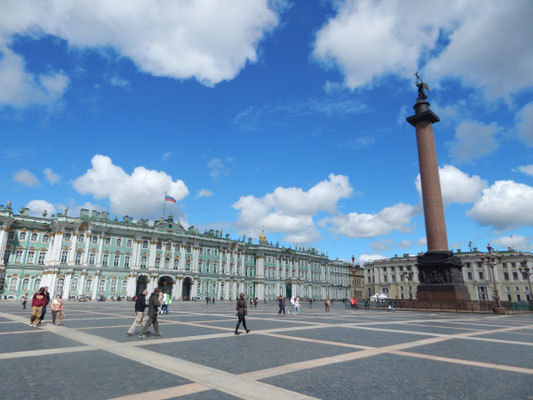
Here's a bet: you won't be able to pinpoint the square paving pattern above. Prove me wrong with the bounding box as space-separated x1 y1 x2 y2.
0 300 532 399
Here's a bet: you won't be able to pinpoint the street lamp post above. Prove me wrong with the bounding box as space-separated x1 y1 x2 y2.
481 244 504 314
518 260 532 304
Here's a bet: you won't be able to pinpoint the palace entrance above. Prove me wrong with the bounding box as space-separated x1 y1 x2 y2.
182 277 193 300
158 275 174 295
285 282 292 298
135 275 149 297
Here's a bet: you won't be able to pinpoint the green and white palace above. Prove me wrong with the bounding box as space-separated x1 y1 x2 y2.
0 204 350 301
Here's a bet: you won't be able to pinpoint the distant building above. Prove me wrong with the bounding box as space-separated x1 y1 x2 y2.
348 264 364 299
0 205 350 301
363 250 533 302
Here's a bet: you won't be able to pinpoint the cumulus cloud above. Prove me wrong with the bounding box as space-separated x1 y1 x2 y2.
73 154 189 218
0 43 69 108
359 254 387 265
313 0 533 98
43 168 59 184
108 75 130 88
516 102 533 147
0 0 281 87
323 203 418 238
369 238 393 252
196 189 213 198
13 169 39 186
233 174 353 244
26 200 56 217
447 121 502 162
415 165 488 205
467 180 533 230
491 235 532 251
517 164 533 177
207 157 233 178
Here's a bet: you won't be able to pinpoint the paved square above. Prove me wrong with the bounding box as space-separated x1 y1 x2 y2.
0 301 532 399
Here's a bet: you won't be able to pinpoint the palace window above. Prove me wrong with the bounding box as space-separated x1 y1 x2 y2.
478 272 484 280
110 279 117 292
126 239 132 248
142 240 148 249
164 258 170 269
78 234 85 243
105 237 111 246
43 234 49 243
85 279 93 292
33 278 41 291
467 272 473 280
75 252 82 265
22 279 29 291
185 259 191 271
166 243 171 251
116 238 122 247
56 278 64 293
102 254 109 266
27 251 35 264
174 258 179 270
478 286 488 301
186 245 191 253
121 279 128 294
113 254 120 267
30 233 38 242
155 257 160 269
98 279 106 292
156 242 162 250
8 231 15 240
92 235 98 244
15 250 23 263
214 249 218 256
64 233 71 242
207 248 211 256
124 256 130 268
140 256 147 269
89 253 96 265
513 272 519 280
9 278 18 291
71 277 79 293
19 232 26 241
38 251 46 265
504 272 509 280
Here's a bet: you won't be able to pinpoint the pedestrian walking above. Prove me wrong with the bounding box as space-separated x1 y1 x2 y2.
289 296 295 314
139 288 162 338
295 297 302 314
51 295 64 325
234 293 250 335
161 292 168 314
127 290 148 336
308 298 313 308
165 293 171 314
253 297 258 308
388 302 395 312
212 296 216 305
278 296 286 315
39 287 50 324
29 288 46 327
324 298 331 312
21 293 28 309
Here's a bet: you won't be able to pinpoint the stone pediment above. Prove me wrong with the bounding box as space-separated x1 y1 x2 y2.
154 219 187 234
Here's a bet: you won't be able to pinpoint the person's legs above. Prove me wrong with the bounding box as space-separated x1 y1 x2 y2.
242 315 249 333
128 312 144 334
139 316 153 336
40 306 47 322
235 316 242 333
31 307 42 326
152 318 160 335
52 310 57 325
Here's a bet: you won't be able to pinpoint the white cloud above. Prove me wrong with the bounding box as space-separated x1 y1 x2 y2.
313 0 533 98
447 121 502 162
208 157 233 178
108 75 130 88
73 154 189 218
418 237 427 247
0 0 281 87
323 202 418 238
0 43 69 108
13 169 39 186
398 240 412 249
491 235 532 251
196 189 213 198
369 238 393 252
43 168 59 184
26 200 56 217
233 174 353 244
415 165 488 205
359 254 386 265
467 180 533 230
517 165 533 177
516 102 533 147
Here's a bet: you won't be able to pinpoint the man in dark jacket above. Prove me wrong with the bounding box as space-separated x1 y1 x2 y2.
278 296 286 315
234 293 250 335
127 290 148 336
39 287 50 324
139 288 162 338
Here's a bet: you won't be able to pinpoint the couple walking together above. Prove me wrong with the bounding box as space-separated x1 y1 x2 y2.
127 288 163 337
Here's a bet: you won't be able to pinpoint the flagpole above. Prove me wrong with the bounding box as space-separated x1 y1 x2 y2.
163 192 167 219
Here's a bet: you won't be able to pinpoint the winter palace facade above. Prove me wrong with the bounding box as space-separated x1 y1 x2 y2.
0 204 350 301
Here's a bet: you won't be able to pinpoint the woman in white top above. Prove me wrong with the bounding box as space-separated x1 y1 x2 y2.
295 297 302 314
51 295 64 325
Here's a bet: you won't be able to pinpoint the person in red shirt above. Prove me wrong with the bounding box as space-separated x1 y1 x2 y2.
29 288 46 327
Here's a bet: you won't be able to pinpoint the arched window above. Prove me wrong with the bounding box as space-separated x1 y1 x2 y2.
71 277 79 293
164 258 170 269
30 232 38 242
9 277 18 291
78 234 85 243
155 257 161 269
43 234 49 243
33 278 41 291
75 252 82 265
121 279 128 294
140 256 147 268
85 279 93 292
19 232 27 241
173 258 179 270
98 279 106 292
22 278 29 291
110 279 117 292
64 233 71 242
185 259 191 271
56 278 64 293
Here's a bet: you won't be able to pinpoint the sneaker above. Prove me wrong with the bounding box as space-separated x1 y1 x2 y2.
234 331 241 335
29 323 33 327
246 329 251 334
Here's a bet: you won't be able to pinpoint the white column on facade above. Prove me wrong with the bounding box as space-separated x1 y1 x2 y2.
48 272 58 298
275 258 280 280
96 236 104 267
256 256 265 279
0 228 8 266
191 279 198 298
192 247 199 272
78 273 86 297
216 280 221 299
82 233 91 265
148 242 157 269
240 253 245 277
131 240 140 267
62 272 72 299
179 245 185 271
91 273 100 300
67 233 78 264
176 278 183 299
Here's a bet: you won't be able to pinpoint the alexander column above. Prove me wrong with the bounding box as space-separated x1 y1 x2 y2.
407 73 469 303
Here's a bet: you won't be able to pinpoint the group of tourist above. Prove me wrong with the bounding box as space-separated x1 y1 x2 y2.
27 286 65 327
277 295 308 315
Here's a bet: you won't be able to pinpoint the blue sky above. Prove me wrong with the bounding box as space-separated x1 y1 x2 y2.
1 0 532 262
